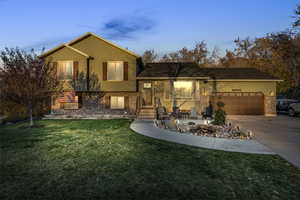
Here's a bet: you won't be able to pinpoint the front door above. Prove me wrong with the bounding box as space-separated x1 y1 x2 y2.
142 82 153 107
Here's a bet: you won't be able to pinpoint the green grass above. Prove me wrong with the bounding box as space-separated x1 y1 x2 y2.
0 119 300 200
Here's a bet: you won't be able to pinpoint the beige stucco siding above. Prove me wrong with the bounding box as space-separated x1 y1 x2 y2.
45 46 87 74
213 81 277 96
45 47 88 91
70 35 137 92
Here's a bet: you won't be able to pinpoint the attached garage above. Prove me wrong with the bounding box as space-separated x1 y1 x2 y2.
212 92 264 115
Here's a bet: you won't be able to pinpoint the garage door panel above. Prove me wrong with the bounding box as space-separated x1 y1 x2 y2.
212 93 264 115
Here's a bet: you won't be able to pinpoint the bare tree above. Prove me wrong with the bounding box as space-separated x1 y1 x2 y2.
142 49 158 63
0 48 62 127
293 5 300 28
159 41 209 64
208 46 221 66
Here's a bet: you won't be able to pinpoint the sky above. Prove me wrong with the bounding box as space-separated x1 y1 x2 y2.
0 0 298 56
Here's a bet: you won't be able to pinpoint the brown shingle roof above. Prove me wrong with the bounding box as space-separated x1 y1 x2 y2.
138 62 279 80
200 67 278 80
138 62 208 78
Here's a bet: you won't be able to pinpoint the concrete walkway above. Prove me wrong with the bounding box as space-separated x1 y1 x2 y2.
130 120 275 155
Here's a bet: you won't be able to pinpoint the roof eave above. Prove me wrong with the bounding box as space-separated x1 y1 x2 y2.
39 44 66 58
39 44 89 58
207 79 283 82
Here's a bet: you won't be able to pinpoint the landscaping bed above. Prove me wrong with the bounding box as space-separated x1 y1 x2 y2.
155 119 253 140
1 120 300 200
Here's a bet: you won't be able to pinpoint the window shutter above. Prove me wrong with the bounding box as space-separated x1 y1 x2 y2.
105 96 110 108
124 62 128 80
103 62 107 81
125 96 129 109
53 62 58 78
73 61 79 80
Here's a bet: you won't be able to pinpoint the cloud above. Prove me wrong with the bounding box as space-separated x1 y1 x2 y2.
24 13 156 52
100 15 156 40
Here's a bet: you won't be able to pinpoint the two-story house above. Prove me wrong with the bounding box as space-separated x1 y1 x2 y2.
41 32 280 118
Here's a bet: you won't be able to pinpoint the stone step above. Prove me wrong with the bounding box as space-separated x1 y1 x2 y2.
137 111 156 119
139 109 156 113
137 115 156 119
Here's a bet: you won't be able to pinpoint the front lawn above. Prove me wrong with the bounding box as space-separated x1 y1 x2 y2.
1 120 300 200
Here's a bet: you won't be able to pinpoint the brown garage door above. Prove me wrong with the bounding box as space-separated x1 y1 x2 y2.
211 92 264 115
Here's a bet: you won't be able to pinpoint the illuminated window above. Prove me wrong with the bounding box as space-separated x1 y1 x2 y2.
107 61 123 81
58 61 73 80
110 96 124 109
174 81 193 98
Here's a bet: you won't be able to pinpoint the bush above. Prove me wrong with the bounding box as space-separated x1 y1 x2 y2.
0 99 51 124
212 101 227 125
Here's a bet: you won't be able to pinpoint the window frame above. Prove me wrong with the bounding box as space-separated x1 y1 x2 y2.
173 81 193 99
57 60 73 80
107 61 124 81
110 96 125 109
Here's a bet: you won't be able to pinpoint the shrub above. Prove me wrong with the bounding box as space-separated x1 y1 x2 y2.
0 99 50 124
212 101 227 125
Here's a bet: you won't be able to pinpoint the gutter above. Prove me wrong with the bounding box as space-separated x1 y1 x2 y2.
206 79 283 82
136 77 210 80
86 56 94 91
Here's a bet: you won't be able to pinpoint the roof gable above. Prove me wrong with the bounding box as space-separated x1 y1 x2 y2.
68 32 140 57
40 32 140 58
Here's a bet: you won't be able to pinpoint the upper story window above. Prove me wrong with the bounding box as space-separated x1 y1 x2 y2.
58 61 73 80
174 81 193 98
107 61 124 81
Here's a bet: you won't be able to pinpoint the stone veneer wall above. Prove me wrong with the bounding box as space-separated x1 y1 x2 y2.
264 96 277 116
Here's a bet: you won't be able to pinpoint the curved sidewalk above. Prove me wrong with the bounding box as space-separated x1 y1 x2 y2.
130 120 275 155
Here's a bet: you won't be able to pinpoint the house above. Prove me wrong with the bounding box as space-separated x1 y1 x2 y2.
41 32 280 118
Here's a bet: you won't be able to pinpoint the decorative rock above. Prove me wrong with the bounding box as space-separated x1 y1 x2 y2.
157 119 254 140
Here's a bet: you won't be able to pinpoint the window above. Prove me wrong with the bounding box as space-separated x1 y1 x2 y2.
110 96 124 109
174 81 193 98
107 61 123 81
58 61 73 80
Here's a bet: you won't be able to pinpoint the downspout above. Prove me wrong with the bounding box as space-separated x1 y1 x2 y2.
86 57 93 91
86 58 90 91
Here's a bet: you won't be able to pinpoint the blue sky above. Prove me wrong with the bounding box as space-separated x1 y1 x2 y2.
0 0 298 55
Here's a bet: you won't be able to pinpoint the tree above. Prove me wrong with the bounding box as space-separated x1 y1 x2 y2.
212 101 226 125
159 41 209 64
142 49 158 64
70 72 104 109
293 5 300 28
229 32 300 94
219 50 237 68
0 48 62 127
207 46 221 67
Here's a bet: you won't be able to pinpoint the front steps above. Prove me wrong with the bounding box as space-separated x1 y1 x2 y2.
138 108 156 119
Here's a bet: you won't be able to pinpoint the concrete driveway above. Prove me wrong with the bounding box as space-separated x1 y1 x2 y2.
228 115 300 168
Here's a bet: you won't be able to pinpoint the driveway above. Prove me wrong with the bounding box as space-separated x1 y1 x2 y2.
228 115 300 168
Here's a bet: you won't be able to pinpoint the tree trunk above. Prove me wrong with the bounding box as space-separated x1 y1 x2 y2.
29 107 33 127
